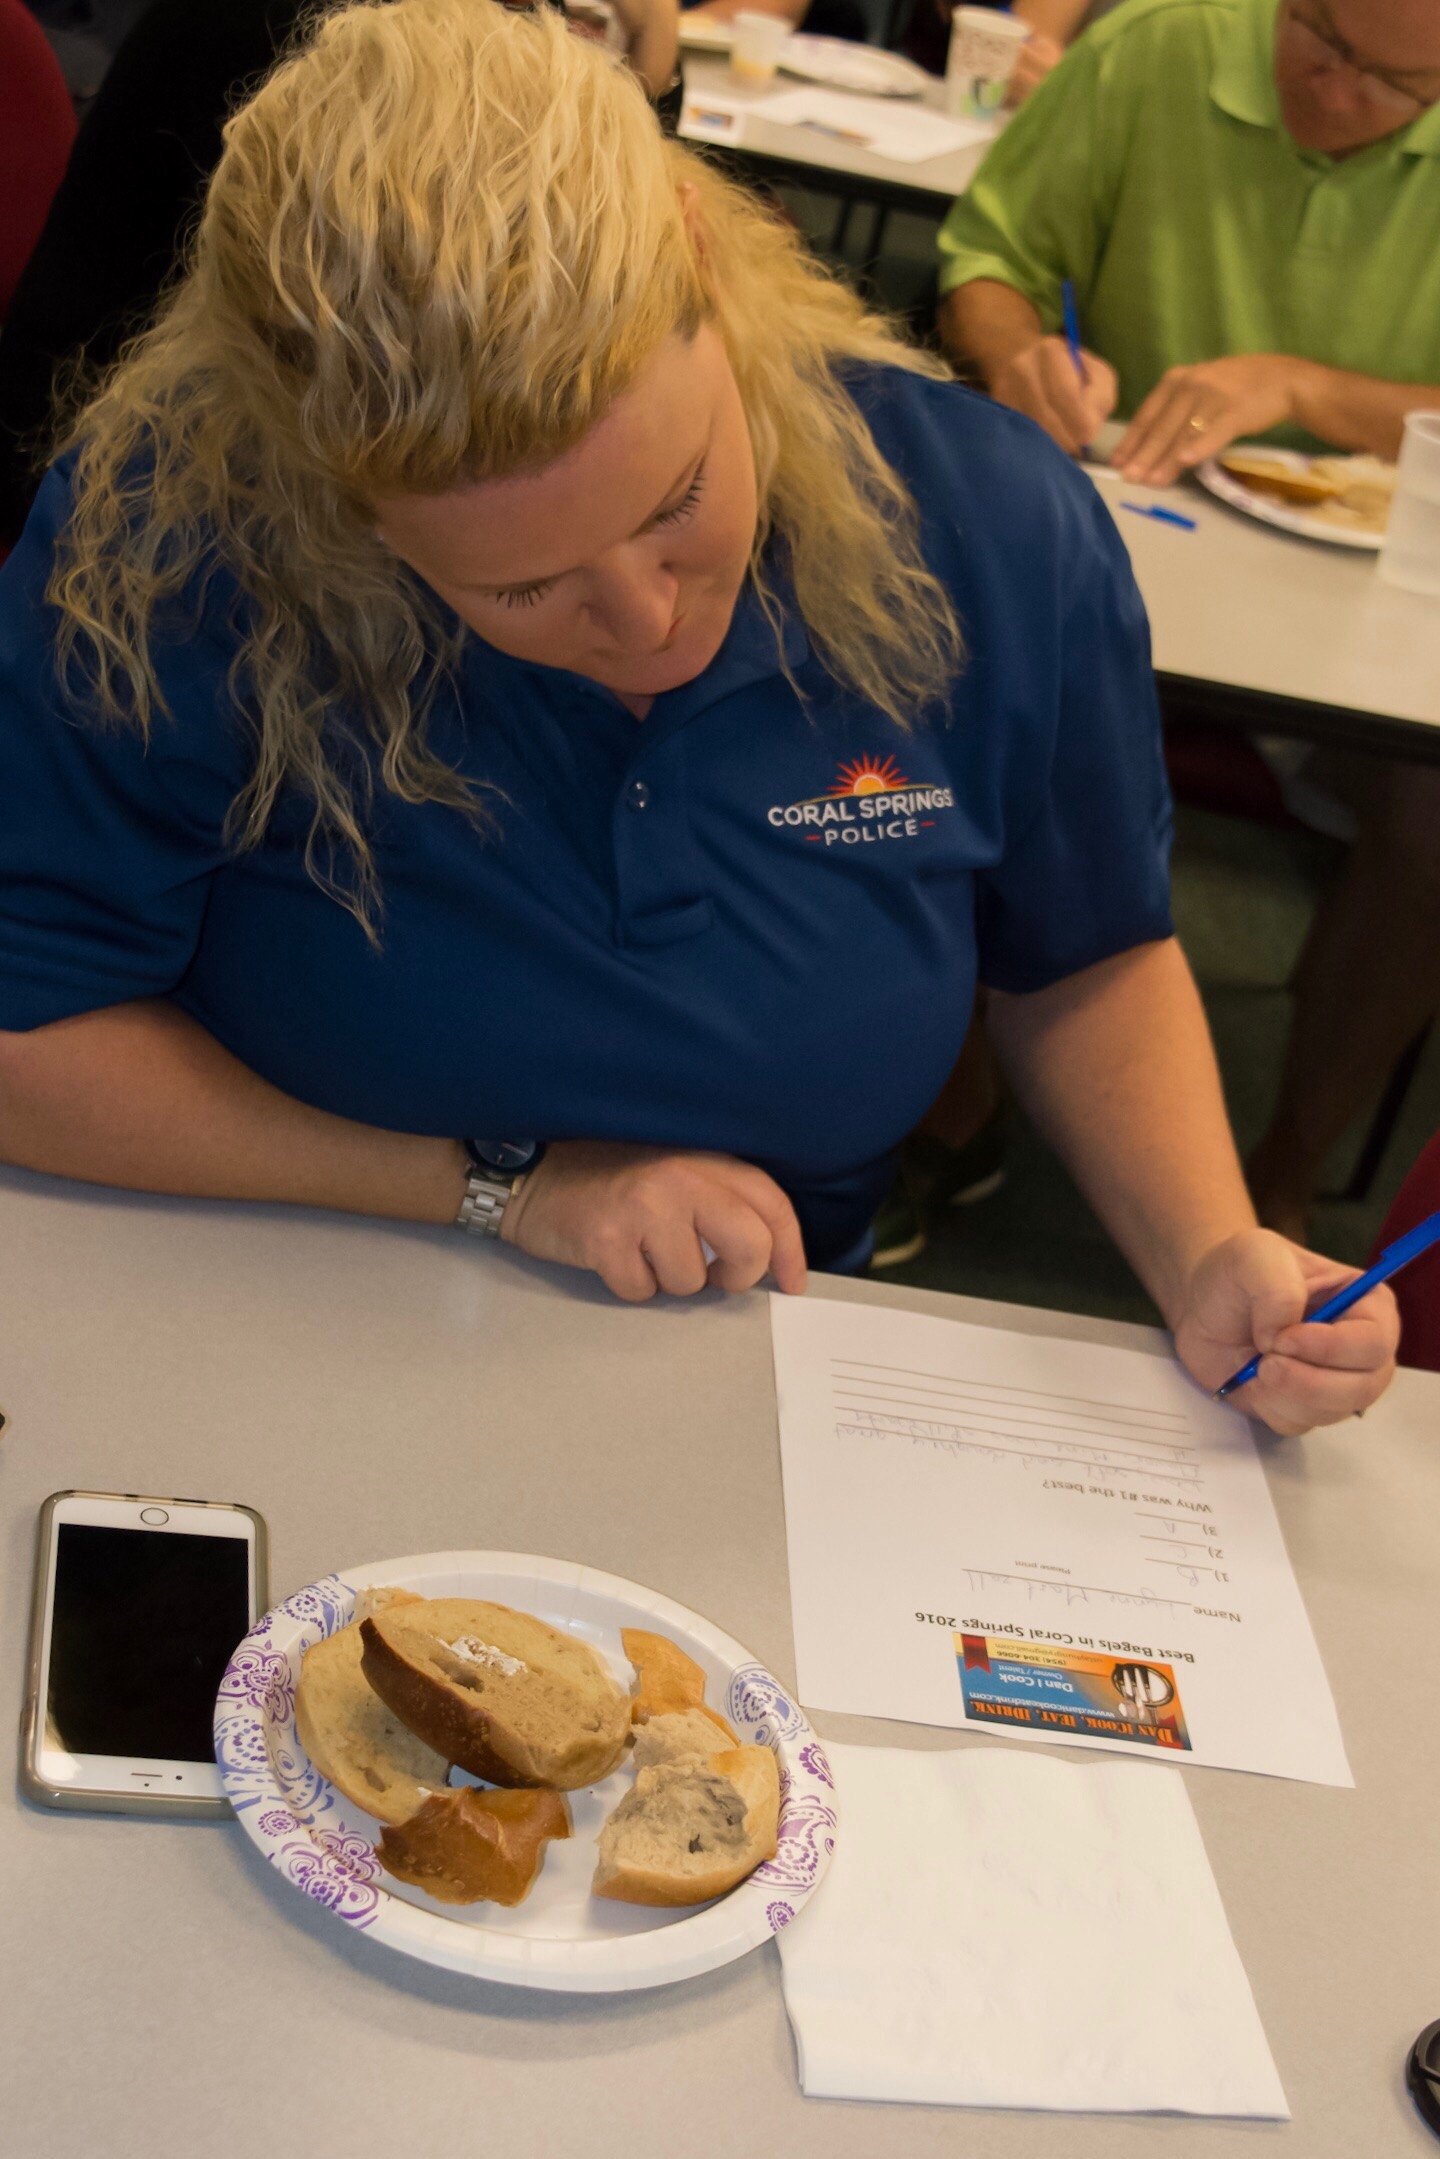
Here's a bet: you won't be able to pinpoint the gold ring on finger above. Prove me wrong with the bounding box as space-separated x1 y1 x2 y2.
1187 413 1209 435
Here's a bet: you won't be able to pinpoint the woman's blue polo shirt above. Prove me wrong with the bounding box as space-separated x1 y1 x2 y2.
0 368 1173 1268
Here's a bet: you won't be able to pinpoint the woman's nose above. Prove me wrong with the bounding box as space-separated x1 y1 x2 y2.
588 557 680 653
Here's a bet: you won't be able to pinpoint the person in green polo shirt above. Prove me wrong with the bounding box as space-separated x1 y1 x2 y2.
935 0 1440 483
911 0 1440 1255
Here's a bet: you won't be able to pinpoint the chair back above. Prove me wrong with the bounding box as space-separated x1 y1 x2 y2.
0 0 76 322
1372 1133 1440 1372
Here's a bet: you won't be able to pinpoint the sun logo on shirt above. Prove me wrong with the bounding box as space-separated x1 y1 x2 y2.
826 754 911 799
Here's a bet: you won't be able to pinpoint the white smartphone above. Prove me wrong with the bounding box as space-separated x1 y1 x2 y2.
21 1489 268 1818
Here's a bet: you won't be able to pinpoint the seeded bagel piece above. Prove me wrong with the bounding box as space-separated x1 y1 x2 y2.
360 1598 631 1791
294 1612 450 1826
377 1786 571 1906
592 1744 780 1907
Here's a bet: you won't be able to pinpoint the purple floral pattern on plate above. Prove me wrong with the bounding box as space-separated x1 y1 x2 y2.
727 1663 806 1747
276 1835 380 1926
798 1740 834 1789
755 1794 837 1891
217 1644 295 1721
766 1900 796 1932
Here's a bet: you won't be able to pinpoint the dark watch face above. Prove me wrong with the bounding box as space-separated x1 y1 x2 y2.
467 1138 539 1173
1411 2019 1440 2139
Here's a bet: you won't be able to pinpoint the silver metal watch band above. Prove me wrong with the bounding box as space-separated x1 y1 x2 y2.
455 1168 525 1238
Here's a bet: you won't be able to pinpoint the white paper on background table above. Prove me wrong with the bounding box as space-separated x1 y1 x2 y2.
749 87 993 162
678 86 993 163
777 1742 1289 2117
769 1295 1351 1786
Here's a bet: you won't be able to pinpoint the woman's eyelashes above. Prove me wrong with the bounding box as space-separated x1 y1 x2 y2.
652 466 707 528
493 465 707 607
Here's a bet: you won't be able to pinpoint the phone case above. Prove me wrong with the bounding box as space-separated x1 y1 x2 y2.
19 1489 270 1819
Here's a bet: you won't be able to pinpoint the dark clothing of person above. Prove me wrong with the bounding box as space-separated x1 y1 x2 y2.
0 0 306 548
0 0 76 323
0 0 684 549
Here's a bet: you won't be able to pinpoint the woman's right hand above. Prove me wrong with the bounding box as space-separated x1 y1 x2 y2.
500 1140 808 1303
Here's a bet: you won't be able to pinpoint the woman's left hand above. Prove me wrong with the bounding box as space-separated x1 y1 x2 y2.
1112 356 1305 486
1172 1228 1398 1436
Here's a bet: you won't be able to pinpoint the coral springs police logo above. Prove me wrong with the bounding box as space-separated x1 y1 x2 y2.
766 754 955 847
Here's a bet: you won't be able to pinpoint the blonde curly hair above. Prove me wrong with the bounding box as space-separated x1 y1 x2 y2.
49 0 960 926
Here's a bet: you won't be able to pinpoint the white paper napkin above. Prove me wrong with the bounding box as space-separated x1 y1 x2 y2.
777 1743 1288 2118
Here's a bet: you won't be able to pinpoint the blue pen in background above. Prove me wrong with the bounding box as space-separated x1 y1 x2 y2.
1061 278 1085 384
1215 1207 1440 1400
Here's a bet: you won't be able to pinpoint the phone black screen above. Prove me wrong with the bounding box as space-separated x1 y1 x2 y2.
47 1523 252 1761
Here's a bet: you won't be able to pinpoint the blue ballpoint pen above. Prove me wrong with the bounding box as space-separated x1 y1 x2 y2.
1215 1207 1440 1399
1061 279 1085 384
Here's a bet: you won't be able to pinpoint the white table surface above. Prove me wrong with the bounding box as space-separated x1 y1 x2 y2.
3 1164 1438 2158
681 49 993 201
1087 463 1440 739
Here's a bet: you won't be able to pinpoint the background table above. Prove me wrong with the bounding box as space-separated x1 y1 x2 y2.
1089 461 1440 763
2 1165 1437 2158
681 53 1440 759
680 49 992 212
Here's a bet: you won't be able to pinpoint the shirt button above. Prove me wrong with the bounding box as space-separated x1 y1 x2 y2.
626 779 651 812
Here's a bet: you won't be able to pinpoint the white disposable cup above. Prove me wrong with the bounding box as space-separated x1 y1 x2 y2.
1378 411 1440 599
729 10 788 89
945 6 1030 118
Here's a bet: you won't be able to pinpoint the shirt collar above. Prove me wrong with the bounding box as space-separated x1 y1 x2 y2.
1210 0 1440 158
648 570 810 733
1210 0 1283 132
1403 99 1440 158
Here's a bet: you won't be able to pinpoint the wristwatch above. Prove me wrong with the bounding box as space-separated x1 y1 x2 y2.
455 1138 547 1238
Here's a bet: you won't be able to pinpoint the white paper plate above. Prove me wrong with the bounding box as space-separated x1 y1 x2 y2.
780 35 930 95
1197 448 1389 552
215 1551 838 1992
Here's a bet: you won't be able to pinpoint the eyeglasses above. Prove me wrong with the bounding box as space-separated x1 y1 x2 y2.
1283 8 1432 123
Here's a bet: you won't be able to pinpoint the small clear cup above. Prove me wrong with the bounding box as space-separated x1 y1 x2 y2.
729 10 788 90
1378 412 1440 599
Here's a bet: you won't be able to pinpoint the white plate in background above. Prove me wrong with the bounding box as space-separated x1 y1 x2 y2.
780 34 930 95
1197 447 1391 552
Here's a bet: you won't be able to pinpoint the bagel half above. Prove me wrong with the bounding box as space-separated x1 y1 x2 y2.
294 1605 450 1826
360 1598 631 1791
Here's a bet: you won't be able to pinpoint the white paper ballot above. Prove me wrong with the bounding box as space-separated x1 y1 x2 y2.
746 88 995 163
770 1294 1351 1786
777 1743 1289 2118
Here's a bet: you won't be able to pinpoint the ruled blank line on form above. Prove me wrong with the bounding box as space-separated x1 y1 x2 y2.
834 1415 1205 1485
834 1388 1198 1459
832 1357 1189 1433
